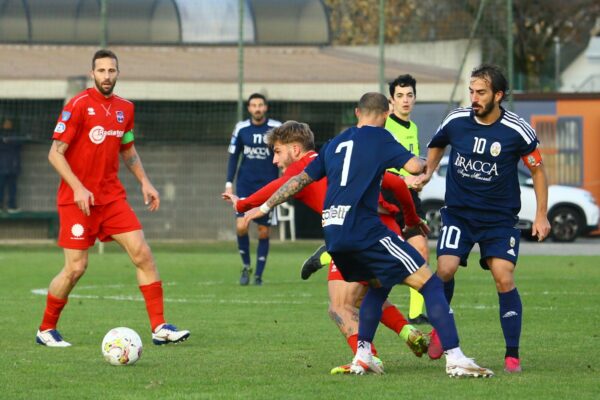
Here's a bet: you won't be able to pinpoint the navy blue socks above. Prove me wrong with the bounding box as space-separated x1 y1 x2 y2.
255 238 269 277
499 287 522 359
421 274 459 350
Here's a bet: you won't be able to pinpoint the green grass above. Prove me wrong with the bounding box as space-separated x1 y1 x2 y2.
0 241 598 399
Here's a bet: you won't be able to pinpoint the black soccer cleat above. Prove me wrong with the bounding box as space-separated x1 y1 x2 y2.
300 244 327 280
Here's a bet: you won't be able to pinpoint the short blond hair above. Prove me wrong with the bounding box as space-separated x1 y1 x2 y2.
265 120 315 151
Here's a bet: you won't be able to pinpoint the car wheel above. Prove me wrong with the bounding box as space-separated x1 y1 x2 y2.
422 201 444 239
549 206 584 242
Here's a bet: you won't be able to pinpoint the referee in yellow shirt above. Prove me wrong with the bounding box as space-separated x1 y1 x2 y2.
384 74 429 324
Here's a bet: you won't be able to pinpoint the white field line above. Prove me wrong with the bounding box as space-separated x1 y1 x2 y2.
30 285 570 310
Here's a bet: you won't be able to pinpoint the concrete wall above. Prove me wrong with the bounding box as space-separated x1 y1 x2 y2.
11 143 251 240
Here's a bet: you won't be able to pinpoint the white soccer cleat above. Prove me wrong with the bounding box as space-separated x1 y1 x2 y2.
152 323 190 345
349 354 385 375
446 356 494 378
36 329 72 347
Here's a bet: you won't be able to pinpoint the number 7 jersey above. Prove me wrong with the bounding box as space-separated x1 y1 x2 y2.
304 125 414 252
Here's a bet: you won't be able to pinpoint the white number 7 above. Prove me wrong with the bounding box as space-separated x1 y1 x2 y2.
335 140 354 186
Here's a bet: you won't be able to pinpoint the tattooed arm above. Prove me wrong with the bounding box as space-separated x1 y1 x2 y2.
121 144 160 211
48 139 95 215
243 171 314 225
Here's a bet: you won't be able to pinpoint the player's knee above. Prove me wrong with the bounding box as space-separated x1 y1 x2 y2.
435 267 454 282
494 276 515 292
130 243 155 269
257 226 270 239
64 259 88 283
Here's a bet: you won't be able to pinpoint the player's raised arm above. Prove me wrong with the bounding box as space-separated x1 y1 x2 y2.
243 171 314 225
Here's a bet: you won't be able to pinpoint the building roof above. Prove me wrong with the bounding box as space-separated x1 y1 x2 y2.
0 44 461 102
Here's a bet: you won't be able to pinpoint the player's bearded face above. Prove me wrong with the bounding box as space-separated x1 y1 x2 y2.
92 57 119 96
273 143 293 171
470 78 496 118
472 97 495 118
248 99 267 122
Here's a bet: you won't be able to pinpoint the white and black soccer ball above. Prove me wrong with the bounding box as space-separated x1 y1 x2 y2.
101 327 143 366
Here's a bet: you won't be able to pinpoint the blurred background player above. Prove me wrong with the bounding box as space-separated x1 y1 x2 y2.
225 93 281 286
384 74 429 324
243 94 493 377
415 64 551 372
223 121 430 373
36 49 189 347
0 117 23 213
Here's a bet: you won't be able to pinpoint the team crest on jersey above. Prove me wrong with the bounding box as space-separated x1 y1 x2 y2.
116 111 124 123
88 107 96 116
54 122 66 133
61 111 71 121
490 142 502 157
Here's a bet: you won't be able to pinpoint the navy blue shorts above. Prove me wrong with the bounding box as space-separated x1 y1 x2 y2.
437 207 521 269
330 233 426 288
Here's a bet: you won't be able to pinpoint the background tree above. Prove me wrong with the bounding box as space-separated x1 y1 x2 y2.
323 0 600 92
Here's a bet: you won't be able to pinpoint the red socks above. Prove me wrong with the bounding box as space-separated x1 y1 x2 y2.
39 293 68 331
347 334 378 356
380 305 408 334
139 281 166 331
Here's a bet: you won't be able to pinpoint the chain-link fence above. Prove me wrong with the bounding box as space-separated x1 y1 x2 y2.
1 0 598 239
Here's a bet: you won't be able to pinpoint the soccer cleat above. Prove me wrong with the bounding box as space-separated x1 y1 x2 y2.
330 363 351 375
504 356 522 373
407 314 430 325
401 326 429 358
428 329 444 360
330 356 383 375
349 354 384 375
254 276 263 286
36 329 71 347
152 323 190 345
239 266 252 286
300 244 327 280
446 357 494 378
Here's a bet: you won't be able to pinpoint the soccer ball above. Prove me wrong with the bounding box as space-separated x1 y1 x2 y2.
101 327 143 366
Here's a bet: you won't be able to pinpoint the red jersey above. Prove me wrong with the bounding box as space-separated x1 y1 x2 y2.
378 172 421 227
236 151 420 228
52 88 135 206
237 151 326 213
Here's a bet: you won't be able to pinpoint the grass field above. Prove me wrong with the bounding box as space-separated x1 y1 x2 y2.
0 241 598 400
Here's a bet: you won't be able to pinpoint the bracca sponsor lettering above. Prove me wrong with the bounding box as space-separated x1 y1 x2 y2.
322 205 351 227
88 126 125 144
243 145 270 159
454 152 498 177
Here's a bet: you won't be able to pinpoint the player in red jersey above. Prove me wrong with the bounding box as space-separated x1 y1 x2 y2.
35 50 189 347
222 121 430 373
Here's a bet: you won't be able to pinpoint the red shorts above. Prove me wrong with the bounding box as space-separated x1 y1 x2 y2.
58 199 142 249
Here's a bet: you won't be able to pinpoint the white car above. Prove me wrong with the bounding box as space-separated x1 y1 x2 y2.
419 157 600 242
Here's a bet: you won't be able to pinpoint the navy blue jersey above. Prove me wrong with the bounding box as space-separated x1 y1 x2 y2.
226 118 281 196
428 107 538 225
304 125 415 252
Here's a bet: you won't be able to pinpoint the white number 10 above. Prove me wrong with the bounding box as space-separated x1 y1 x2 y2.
335 140 354 186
